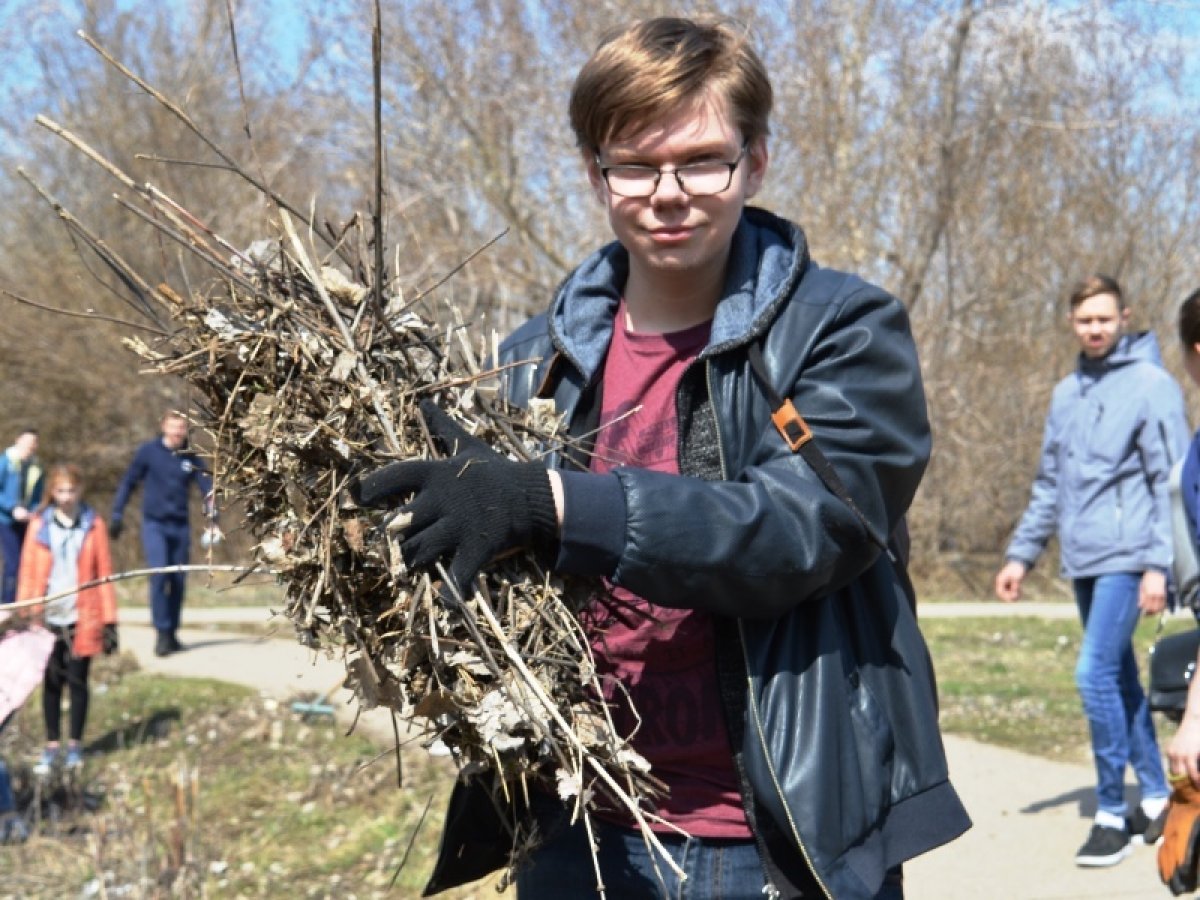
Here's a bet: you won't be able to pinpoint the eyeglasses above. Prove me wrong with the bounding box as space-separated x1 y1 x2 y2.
595 142 749 198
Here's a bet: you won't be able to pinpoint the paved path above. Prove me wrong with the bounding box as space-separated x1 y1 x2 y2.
120 604 1181 899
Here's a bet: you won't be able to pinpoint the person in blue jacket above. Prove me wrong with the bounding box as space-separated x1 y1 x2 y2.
995 274 1189 867
110 411 214 657
1166 288 1200 785
0 429 44 605
354 17 969 899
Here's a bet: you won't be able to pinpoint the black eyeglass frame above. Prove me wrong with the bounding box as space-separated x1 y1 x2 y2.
594 141 750 198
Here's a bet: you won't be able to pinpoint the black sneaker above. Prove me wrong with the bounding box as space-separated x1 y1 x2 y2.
1129 806 1168 845
1075 823 1131 867
155 631 172 657
166 631 185 653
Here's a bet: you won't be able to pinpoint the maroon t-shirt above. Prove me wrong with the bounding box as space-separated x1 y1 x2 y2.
582 302 751 838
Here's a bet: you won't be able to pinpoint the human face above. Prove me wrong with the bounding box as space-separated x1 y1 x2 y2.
13 432 37 460
161 416 188 450
586 89 767 293
1070 292 1128 359
51 481 80 517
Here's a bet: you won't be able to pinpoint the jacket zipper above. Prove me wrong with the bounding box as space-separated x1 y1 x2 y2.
705 359 833 900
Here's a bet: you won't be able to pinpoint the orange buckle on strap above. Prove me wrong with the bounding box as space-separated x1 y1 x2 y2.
772 400 812 452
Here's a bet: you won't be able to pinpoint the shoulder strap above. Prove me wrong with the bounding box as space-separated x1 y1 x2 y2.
746 341 893 560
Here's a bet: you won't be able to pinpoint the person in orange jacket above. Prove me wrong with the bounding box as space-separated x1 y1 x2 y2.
17 464 118 774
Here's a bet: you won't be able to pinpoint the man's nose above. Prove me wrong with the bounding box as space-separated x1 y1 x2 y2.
650 170 687 203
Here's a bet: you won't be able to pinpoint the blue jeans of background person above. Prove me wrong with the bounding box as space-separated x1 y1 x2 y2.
142 518 190 633
1073 572 1169 817
516 813 904 900
0 759 14 815
0 713 14 814
0 520 28 605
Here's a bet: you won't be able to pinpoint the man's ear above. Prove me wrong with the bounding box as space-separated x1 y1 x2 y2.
584 151 607 204
744 136 769 199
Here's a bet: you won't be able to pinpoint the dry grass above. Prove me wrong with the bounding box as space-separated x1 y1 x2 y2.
0 652 511 899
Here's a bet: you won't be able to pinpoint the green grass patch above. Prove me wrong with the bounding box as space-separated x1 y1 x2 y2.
924 614 1195 761
0 654 510 899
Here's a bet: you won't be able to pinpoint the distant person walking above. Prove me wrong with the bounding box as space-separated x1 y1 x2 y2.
995 274 1189 867
16 464 119 775
0 429 44 605
110 411 214 657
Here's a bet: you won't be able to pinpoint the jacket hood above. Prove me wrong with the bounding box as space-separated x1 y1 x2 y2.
34 502 98 546
1078 330 1164 376
547 207 810 379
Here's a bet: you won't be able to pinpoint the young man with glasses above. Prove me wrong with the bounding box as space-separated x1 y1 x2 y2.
357 16 969 900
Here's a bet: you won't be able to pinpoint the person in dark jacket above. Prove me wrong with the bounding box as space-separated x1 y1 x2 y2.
356 16 969 900
1166 288 1200 783
110 411 214 657
995 274 1189 867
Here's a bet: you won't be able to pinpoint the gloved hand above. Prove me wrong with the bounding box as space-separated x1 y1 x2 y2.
351 399 558 599
199 525 224 550
102 624 120 656
108 519 123 541
1159 776 1200 894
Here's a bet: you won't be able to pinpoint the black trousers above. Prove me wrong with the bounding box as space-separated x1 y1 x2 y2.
43 627 91 743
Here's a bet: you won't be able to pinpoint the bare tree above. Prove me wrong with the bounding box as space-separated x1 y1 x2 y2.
2 0 1197 587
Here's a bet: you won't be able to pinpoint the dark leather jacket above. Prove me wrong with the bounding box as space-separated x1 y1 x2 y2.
426 208 969 899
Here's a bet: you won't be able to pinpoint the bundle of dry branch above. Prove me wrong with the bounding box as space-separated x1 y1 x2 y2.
13 24 698 888
23 126 680 888
134 213 669 844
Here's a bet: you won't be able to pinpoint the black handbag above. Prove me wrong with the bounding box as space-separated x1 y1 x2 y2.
1149 629 1200 722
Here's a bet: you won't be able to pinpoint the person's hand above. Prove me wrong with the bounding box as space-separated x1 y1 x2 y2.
350 400 558 599
199 525 224 549
1140 569 1168 614
994 560 1027 603
11 506 28 523
102 624 119 656
108 519 123 540
1169 713 1200 788
1159 776 1200 894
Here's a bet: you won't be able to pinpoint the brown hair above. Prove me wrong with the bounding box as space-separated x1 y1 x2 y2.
40 464 84 511
568 17 772 152
1179 286 1200 348
1068 273 1125 311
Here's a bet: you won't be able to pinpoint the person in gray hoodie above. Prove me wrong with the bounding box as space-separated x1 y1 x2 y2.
995 273 1189 868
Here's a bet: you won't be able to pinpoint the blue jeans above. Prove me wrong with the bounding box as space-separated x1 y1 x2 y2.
142 518 190 633
0 520 28 605
1074 572 1169 816
0 759 13 814
516 813 903 900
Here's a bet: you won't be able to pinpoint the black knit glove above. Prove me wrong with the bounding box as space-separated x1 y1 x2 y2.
108 519 123 541
352 400 558 598
102 624 120 656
